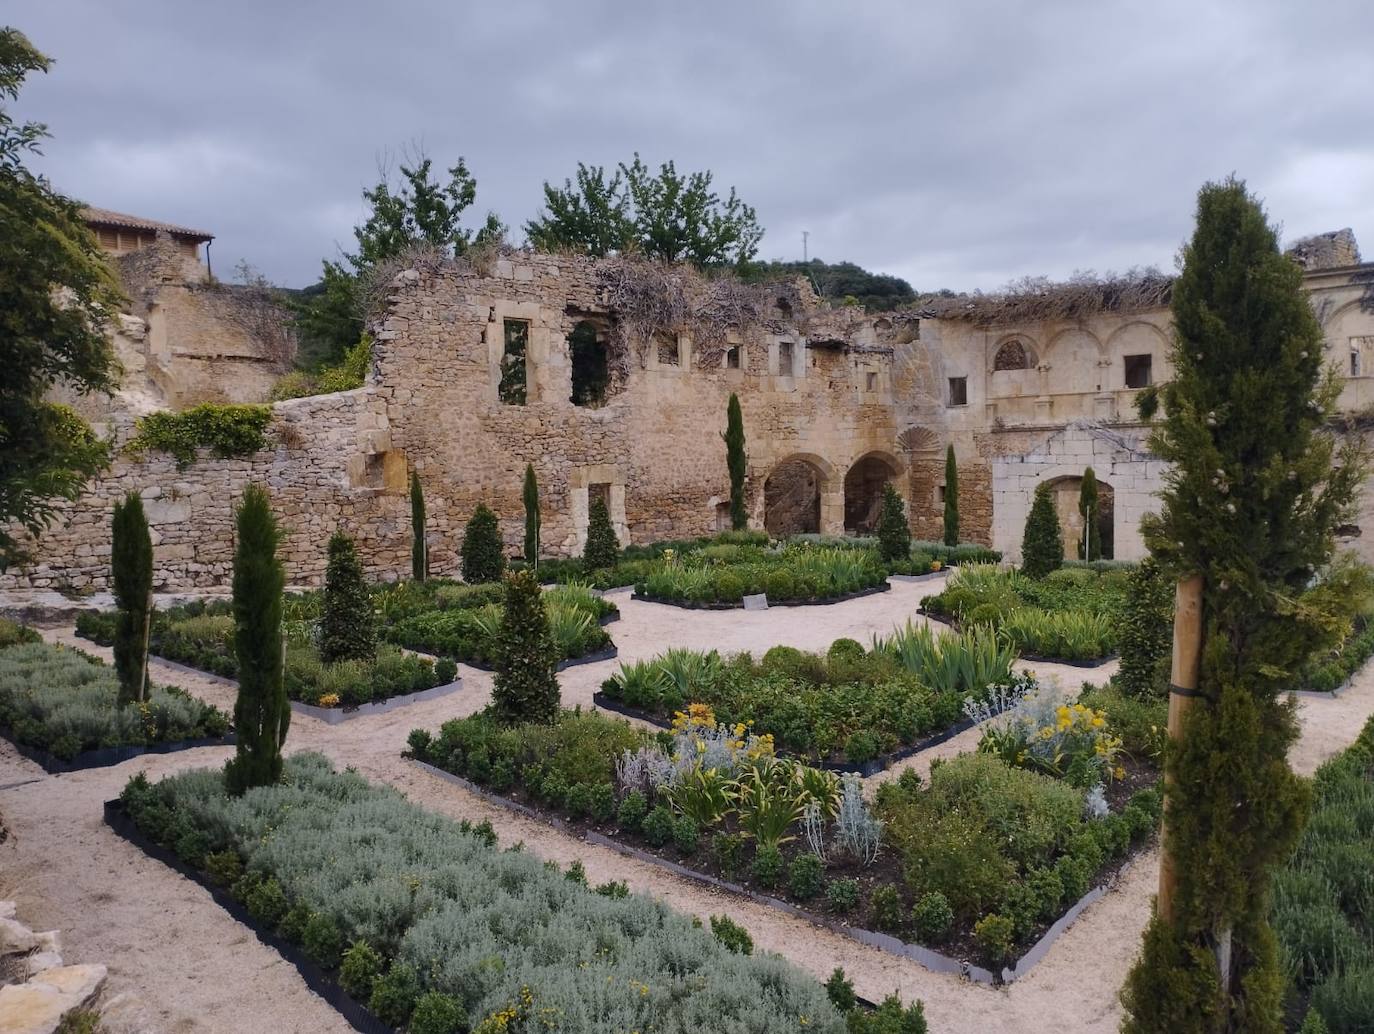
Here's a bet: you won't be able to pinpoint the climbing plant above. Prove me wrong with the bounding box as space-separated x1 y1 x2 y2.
127 404 272 469
1121 178 1368 1033
110 492 153 705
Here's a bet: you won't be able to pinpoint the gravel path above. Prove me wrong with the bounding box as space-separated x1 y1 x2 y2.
2 579 1369 1034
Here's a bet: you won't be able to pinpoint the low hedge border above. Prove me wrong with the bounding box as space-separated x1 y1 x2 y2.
104 798 390 1034
918 610 1119 668
2 726 235 776
460 644 620 675
590 690 977 777
630 582 892 611
408 757 1123 986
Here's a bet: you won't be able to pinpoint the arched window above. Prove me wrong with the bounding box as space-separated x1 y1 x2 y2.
994 339 1032 371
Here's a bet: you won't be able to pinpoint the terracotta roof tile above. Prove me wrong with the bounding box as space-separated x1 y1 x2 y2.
81 206 213 241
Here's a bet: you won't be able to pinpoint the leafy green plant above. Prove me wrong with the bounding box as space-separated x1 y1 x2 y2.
709 914 754 955
318 531 376 663
460 504 505 584
127 404 272 469
490 570 560 724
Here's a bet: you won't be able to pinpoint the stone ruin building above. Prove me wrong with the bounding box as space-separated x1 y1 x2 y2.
4 223 1373 591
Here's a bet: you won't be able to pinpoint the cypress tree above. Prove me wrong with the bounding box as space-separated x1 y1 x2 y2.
583 496 620 570
1121 179 1367 1032
1078 467 1100 561
1020 483 1063 579
523 464 540 569
491 569 560 724
318 530 376 663
876 483 911 564
1116 556 1173 698
460 504 505 584
111 492 153 705
224 484 289 795
943 445 959 547
410 471 426 582
723 393 748 530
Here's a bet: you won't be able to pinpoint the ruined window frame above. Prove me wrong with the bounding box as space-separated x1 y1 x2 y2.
778 341 795 378
499 318 530 405
1123 353 1152 390
726 345 741 370
947 376 968 407
569 320 610 408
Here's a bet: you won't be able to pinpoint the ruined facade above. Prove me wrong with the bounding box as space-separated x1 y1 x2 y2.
6 232 1373 591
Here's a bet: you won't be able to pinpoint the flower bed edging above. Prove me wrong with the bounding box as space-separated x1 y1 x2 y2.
888 571 946 584
630 582 891 611
291 677 464 725
459 644 620 674
407 757 1113 985
590 691 976 777
1 727 236 776
103 798 391 1034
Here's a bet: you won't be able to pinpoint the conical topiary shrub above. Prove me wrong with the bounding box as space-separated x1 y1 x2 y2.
224 484 289 795
111 491 153 706
876 483 911 564
319 530 376 663
1020 483 1063 579
584 496 620 570
461 504 505 584
523 464 541 570
491 569 560 724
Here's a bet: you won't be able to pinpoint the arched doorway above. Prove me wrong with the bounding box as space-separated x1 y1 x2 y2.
844 452 901 534
1043 475 1115 560
764 456 827 536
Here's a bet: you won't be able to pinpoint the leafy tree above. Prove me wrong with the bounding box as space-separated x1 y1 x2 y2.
410 470 427 582
1121 179 1367 1033
224 485 289 795
723 393 748 530
1020 483 1063 579
523 464 540 568
876 483 911 564
943 445 959 547
460 504 505 584
1078 467 1100 561
583 497 620 570
318 531 376 663
490 569 560 724
1117 556 1173 698
294 153 505 367
0 29 119 570
526 154 762 269
740 258 923 312
111 492 153 705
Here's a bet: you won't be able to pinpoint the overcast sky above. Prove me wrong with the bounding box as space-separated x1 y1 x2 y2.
10 1 1373 291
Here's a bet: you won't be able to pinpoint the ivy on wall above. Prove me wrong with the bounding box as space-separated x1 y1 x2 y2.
127 404 273 469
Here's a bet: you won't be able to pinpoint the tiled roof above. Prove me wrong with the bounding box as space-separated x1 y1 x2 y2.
81 206 213 241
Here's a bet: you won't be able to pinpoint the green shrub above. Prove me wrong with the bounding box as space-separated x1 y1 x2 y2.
1116 557 1173 697
302 911 342 968
318 531 376 663
1020 483 1063 579
127 403 272 468
0 618 40 648
111 492 153 705
672 815 699 854
642 805 675 848
911 892 954 943
246 876 288 927
584 496 620 570
409 992 468 1034
618 790 648 831
369 961 420 1027
204 850 243 887
490 570 559 724
788 853 825 900
973 913 1016 965
751 844 784 889
869 885 905 933
877 483 912 563
827 638 865 662
278 903 311 943
712 831 748 876
460 504 505 584
825 878 859 914
824 967 856 1012
339 940 382 1000
848 993 929 1034
709 914 754 955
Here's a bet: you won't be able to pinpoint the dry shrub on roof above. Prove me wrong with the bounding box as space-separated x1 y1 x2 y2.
930 269 1174 326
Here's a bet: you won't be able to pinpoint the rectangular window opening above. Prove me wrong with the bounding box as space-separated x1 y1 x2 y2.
779 341 794 377
657 335 680 367
1124 354 1152 389
726 346 741 370
947 376 968 407
866 371 878 391
499 318 529 405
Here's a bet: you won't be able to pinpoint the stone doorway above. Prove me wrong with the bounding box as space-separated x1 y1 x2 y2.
764 457 824 536
844 452 901 534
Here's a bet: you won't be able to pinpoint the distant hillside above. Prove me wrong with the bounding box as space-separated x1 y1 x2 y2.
740 258 941 312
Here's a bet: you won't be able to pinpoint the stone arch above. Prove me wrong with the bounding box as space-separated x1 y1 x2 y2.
992 335 1038 371
844 451 903 534
1038 471 1116 560
1041 327 1107 393
764 453 835 537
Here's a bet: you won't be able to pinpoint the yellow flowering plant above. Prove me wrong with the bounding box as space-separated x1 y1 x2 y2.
978 687 1124 788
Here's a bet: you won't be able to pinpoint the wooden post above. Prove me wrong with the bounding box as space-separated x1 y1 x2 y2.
1157 573 1204 924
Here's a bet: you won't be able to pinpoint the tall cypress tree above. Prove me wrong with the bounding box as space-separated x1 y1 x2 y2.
1121 179 1366 1032
943 445 959 547
523 463 540 569
491 569 560 724
224 484 289 795
410 471 427 582
318 531 376 663
111 492 153 705
1078 467 1100 561
723 393 748 530
1020 483 1063 579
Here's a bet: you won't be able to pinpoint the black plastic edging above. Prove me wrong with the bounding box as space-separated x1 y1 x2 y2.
290 678 464 725
630 583 891 612
103 799 392 1034
589 692 976 777
461 644 620 674
0 727 235 775
407 758 1111 985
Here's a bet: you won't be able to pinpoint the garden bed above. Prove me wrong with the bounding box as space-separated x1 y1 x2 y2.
460 643 620 674
0 641 230 772
408 702 1161 976
111 753 850 1033
630 582 891 610
1296 614 1374 697
919 611 1120 669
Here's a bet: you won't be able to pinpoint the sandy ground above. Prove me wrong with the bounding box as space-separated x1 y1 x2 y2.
2 577 1370 1034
